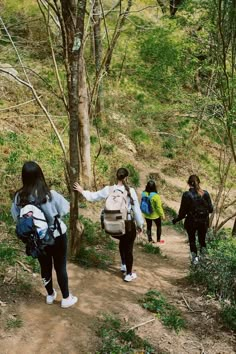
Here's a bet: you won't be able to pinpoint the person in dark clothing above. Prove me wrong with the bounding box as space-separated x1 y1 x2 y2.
172 175 213 264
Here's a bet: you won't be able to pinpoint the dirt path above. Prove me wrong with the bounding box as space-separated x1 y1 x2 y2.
1 225 235 354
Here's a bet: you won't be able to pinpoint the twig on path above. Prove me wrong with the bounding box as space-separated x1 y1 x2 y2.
181 294 203 313
127 318 155 332
16 260 32 273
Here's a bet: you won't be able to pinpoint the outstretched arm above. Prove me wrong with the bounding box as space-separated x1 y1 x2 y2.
73 183 110 202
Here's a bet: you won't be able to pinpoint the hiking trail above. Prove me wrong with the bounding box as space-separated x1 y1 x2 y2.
1 166 235 354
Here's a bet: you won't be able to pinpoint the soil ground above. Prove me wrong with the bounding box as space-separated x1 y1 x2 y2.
0 225 236 354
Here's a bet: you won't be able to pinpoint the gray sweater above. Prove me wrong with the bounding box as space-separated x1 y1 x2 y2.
11 190 70 237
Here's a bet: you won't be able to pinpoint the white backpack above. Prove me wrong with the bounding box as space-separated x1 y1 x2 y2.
103 187 129 236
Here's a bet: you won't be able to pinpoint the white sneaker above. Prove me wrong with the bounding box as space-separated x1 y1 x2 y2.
124 273 137 282
120 264 127 273
61 294 78 308
193 256 199 265
46 289 57 305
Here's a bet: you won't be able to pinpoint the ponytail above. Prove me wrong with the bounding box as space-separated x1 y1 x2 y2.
187 175 204 196
116 167 134 205
123 180 134 206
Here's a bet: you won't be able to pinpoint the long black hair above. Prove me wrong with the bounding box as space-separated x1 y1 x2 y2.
16 161 51 206
116 167 134 205
145 180 157 193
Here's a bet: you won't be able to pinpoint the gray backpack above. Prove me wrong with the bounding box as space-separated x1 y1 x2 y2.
102 187 129 236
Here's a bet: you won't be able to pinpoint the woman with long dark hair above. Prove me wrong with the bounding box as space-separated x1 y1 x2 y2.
73 167 144 282
141 180 165 243
172 175 213 264
11 161 77 308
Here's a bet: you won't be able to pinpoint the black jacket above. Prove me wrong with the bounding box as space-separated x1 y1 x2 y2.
175 188 213 229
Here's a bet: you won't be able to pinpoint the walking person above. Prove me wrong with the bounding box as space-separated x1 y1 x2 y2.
172 174 213 264
141 180 165 243
11 161 78 308
73 167 144 282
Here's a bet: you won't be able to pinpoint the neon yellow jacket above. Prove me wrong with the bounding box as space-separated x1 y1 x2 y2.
141 191 165 220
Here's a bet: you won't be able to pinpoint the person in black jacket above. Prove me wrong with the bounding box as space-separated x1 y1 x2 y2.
172 175 213 264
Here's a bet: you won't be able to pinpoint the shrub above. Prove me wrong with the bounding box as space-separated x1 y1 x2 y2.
189 236 236 303
221 305 236 331
131 128 150 144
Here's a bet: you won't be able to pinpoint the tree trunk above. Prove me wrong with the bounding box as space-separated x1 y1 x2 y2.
60 0 87 257
78 54 91 187
170 0 183 16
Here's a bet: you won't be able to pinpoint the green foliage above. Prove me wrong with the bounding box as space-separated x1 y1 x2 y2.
140 290 186 333
131 128 150 144
189 236 236 303
102 143 114 155
90 135 98 145
0 242 17 265
136 26 194 98
96 314 155 354
123 163 140 187
142 243 161 255
76 216 116 269
5 317 23 330
162 137 177 159
96 157 109 174
221 304 236 331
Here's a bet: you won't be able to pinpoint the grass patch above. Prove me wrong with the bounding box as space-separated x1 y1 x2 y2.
140 289 186 333
5 317 23 330
0 242 17 266
96 314 155 353
142 243 161 255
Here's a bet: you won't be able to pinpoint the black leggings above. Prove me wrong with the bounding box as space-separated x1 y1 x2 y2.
145 217 162 241
38 233 69 298
117 221 136 275
185 224 208 255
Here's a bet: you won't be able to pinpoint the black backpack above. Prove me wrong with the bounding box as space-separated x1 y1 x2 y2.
189 192 209 224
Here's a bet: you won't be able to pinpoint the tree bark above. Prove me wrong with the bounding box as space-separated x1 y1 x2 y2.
170 0 183 16
78 54 91 186
60 0 87 256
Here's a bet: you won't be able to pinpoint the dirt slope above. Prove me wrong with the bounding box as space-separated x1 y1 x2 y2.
1 225 235 354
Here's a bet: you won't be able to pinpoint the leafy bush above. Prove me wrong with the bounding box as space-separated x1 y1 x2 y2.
96 314 155 353
140 289 186 333
131 128 150 144
189 236 236 303
221 305 236 331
